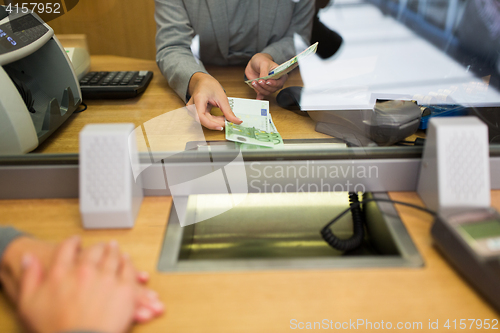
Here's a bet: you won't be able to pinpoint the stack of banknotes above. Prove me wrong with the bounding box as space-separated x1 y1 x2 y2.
225 43 319 148
225 97 283 148
245 42 318 86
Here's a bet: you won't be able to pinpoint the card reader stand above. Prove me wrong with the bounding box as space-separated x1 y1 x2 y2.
309 100 422 147
0 9 81 154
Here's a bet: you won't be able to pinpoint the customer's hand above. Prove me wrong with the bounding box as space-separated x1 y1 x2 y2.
0 236 164 324
187 72 242 130
0 237 55 304
245 53 288 100
76 242 164 324
18 237 137 333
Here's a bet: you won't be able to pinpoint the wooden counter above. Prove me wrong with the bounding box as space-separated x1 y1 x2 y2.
34 55 330 154
1 56 498 332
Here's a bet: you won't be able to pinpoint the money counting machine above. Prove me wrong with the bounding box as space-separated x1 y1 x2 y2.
0 7 81 154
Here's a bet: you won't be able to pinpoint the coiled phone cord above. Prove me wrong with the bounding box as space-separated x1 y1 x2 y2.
320 192 365 252
321 194 437 251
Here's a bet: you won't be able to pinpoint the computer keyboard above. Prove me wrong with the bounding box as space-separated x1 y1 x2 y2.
79 70 153 99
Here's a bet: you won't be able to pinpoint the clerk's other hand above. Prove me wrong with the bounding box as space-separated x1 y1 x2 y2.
18 237 137 333
245 53 288 100
187 72 242 130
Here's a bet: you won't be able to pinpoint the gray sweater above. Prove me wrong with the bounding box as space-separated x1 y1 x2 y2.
155 0 314 102
0 226 24 260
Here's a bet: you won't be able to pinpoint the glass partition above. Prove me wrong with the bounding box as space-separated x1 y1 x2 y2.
0 0 499 160
1 0 498 275
297 0 500 147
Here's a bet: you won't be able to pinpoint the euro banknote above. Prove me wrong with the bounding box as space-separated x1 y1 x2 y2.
245 42 318 86
225 97 283 148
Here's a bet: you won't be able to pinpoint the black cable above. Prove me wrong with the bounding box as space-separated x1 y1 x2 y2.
321 197 436 250
395 138 426 146
320 192 366 252
414 138 426 146
73 102 88 114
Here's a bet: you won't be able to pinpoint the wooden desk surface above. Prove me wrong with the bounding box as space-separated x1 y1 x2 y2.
1 56 499 332
34 55 330 154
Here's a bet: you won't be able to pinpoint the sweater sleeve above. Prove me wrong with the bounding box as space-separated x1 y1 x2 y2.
155 0 209 102
261 0 315 64
0 226 24 262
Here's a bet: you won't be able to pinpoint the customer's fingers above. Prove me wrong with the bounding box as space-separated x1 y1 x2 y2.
118 254 135 283
100 241 121 275
136 271 149 283
50 236 81 278
135 307 154 323
79 242 106 266
19 254 43 304
134 287 165 323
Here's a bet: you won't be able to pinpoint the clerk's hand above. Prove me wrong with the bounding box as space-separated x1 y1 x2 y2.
187 72 242 130
245 53 288 100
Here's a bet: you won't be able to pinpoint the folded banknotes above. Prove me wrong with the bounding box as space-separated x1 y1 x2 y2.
225 97 283 148
245 42 318 87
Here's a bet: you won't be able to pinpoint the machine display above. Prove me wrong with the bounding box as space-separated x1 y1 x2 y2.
432 208 500 312
460 220 500 241
0 14 48 54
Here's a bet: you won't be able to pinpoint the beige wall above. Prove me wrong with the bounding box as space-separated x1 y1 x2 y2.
49 0 157 60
